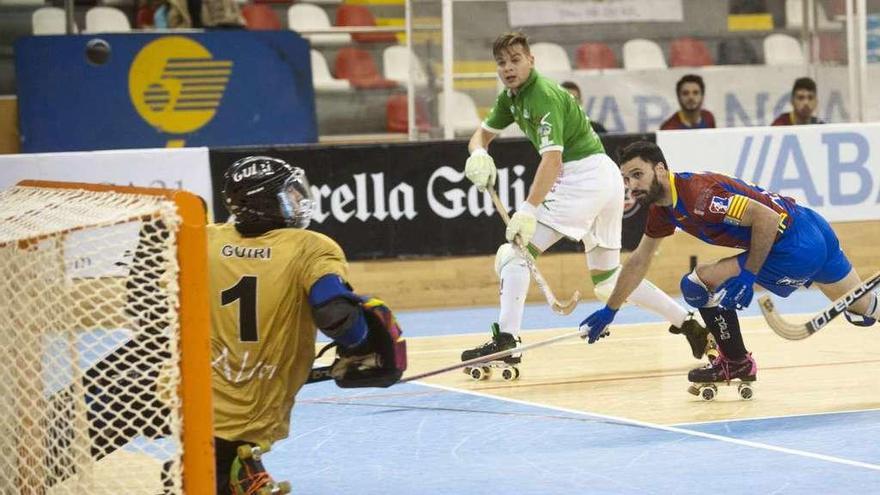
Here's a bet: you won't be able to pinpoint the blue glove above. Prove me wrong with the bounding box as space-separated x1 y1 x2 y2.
717 269 757 310
579 305 618 344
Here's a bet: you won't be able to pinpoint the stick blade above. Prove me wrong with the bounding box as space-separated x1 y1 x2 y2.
551 290 580 315
758 295 811 340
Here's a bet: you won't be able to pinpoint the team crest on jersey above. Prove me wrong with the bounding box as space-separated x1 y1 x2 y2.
538 112 552 147
709 196 729 214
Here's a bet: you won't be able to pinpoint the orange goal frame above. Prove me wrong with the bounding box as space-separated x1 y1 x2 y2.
18 180 215 493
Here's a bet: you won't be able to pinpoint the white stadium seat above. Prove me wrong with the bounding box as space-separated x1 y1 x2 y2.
85 6 131 33
764 33 805 65
311 49 351 92
32 7 76 35
530 42 572 72
623 38 667 69
288 3 351 46
438 91 481 135
382 46 429 87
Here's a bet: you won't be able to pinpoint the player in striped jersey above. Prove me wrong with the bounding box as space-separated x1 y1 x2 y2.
579 141 880 387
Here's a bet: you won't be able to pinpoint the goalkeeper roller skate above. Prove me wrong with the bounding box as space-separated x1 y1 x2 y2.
461 323 521 382
230 444 292 495
687 351 757 401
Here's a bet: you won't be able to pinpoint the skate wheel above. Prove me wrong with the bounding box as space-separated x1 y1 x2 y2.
699 384 717 401
463 366 473 376
502 368 517 381
738 383 754 401
480 366 492 380
275 481 292 494
512 367 520 380
687 384 700 396
469 367 484 381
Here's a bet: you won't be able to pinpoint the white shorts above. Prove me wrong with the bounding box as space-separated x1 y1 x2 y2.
535 152 624 251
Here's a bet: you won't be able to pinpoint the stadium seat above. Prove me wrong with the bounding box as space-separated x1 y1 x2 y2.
334 47 399 89
717 38 760 65
530 42 571 72
386 93 430 133
669 37 713 67
622 39 667 69
241 4 282 30
382 46 429 86
288 3 351 46
336 4 396 43
85 6 130 33
575 42 617 69
763 33 805 65
438 91 481 135
819 32 845 64
311 49 351 92
32 7 75 34
785 0 842 29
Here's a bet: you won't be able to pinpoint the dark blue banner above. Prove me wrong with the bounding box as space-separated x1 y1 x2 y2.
15 31 317 152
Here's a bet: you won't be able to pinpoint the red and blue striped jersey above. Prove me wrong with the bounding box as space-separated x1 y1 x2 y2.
645 171 797 249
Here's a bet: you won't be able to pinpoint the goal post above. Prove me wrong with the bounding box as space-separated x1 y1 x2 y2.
1 180 214 494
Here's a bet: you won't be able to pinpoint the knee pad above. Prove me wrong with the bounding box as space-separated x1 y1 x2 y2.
494 243 525 277
592 266 620 303
586 246 621 272
680 270 711 308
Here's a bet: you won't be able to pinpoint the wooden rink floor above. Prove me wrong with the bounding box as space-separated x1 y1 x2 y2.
404 315 880 425
285 296 880 494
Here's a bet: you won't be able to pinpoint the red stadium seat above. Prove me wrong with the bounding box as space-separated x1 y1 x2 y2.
386 93 430 133
669 37 713 67
575 42 617 69
819 33 845 64
241 4 282 31
336 4 397 43
334 47 399 89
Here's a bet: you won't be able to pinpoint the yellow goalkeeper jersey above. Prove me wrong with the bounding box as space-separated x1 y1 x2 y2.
207 223 348 446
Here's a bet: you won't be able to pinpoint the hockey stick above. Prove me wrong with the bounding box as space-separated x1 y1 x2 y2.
306 326 609 385
758 270 880 340
488 189 580 315
400 327 599 382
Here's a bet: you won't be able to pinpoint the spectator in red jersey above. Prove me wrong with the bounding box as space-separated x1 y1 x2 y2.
771 77 824 126
659 74 716 130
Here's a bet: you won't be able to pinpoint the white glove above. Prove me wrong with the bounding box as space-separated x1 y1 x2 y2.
464 148 497 191
506 202 537 246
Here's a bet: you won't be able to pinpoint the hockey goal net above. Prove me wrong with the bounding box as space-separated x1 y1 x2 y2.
0 181 213 494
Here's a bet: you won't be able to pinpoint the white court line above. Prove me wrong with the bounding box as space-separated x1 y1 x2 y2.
672 406 880 427
415 381 880 472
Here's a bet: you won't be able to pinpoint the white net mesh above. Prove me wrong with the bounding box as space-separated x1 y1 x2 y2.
0 185 185 494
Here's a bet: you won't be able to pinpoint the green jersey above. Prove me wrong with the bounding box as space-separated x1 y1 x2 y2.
483 70 604 162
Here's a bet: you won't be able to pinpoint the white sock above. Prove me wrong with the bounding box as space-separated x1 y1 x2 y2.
627 278 690 328
497 258 530 337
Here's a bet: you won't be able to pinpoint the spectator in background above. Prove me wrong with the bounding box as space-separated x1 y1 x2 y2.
561 81 608 134
660 74 716 130
771 77 824 126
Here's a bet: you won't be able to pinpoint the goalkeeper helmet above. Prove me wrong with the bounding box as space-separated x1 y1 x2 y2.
223 156 314 231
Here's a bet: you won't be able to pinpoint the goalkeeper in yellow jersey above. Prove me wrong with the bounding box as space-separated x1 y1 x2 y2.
209 156 407 494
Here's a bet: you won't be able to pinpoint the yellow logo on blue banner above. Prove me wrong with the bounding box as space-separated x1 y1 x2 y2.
129 36 232 134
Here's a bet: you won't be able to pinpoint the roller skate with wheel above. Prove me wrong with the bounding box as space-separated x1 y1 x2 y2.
687 351 757 401
230 444 292 495
462 323 521 381
669 312 713 360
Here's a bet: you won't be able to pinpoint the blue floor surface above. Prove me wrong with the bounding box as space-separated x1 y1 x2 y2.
275 288 880 494
268 380 880 494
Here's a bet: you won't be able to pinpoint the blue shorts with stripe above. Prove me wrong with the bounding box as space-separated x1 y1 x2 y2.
737 205 852 297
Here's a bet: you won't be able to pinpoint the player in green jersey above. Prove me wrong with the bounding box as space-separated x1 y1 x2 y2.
460 32 712 366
